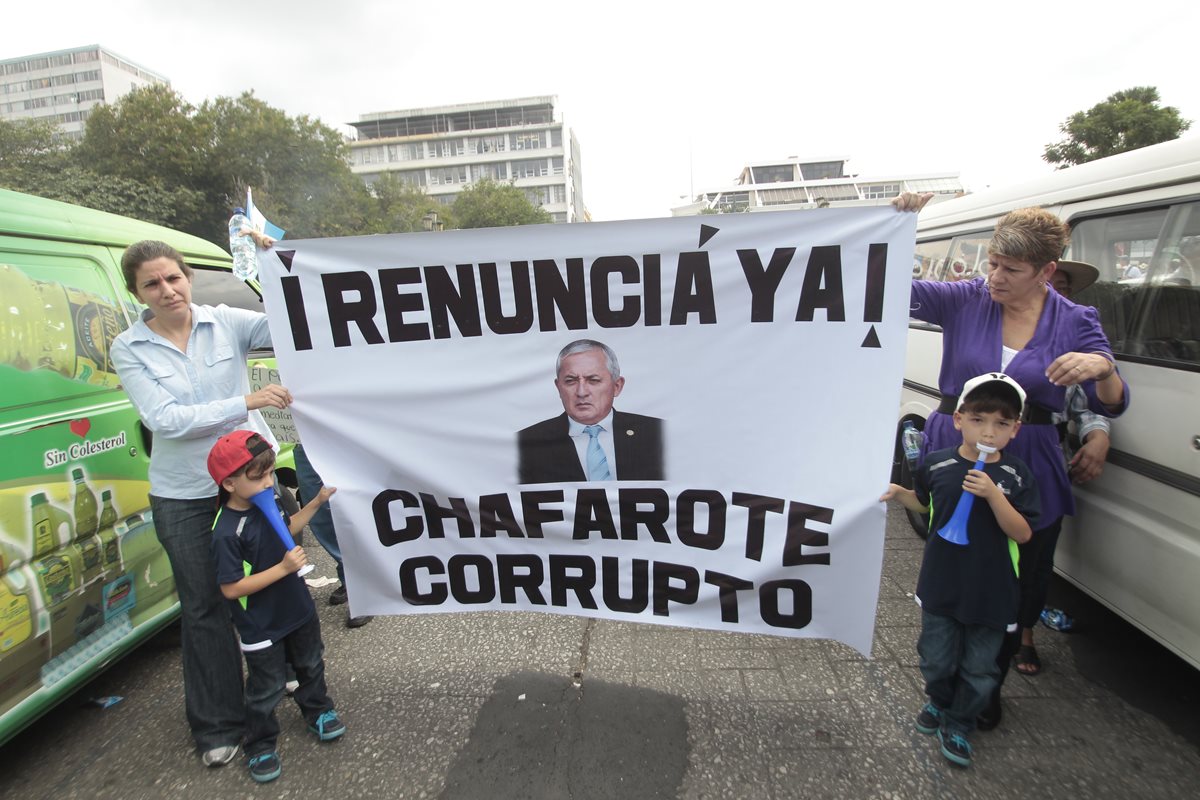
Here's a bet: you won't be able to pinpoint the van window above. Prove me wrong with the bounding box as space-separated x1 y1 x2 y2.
0 254 129 408
189 265 265 312
1069 201 1200 368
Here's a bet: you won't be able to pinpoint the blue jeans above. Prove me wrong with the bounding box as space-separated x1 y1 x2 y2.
917 610 1004 735
294 444 345 586
149 494 244 751
242 615 334 757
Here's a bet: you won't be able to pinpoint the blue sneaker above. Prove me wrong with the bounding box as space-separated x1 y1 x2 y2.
937 728 973 767
915 702 942 735
248 752 281 783
309 709 346 741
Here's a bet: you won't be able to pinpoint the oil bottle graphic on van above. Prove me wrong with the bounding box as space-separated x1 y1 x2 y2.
0 263 126 388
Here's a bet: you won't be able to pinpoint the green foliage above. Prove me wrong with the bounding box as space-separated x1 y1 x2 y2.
1043 87 1192 168
364 173 455 233
451 178 552 229
3 88 558 245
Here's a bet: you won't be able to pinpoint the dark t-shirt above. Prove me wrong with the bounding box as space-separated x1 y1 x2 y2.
212 501 315 650
914 446 1041 631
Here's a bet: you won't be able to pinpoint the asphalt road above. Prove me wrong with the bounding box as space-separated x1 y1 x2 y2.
2 505 1197 799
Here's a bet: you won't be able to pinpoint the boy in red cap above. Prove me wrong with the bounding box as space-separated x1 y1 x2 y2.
207 430 345 784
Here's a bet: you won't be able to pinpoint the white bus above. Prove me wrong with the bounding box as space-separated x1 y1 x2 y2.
895 136 1200 670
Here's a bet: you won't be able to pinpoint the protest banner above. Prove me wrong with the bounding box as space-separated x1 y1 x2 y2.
257 209 916 656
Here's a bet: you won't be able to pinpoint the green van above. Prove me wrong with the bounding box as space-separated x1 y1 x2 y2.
0 188 294 744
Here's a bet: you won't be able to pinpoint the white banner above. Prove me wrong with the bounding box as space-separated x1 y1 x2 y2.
258 209 916 656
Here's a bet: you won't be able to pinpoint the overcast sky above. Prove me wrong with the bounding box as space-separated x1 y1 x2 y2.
4 1 1198 222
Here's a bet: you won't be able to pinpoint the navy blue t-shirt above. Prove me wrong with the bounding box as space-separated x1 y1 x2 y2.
211 501 315 651
914 446 1041 631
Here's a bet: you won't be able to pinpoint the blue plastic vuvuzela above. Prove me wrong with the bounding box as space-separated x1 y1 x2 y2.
936 444 997 546
249 488 314 576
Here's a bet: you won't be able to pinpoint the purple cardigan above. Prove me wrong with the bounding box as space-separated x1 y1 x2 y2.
911 277 1129 526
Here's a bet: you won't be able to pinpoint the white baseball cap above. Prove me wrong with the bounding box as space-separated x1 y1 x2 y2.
956 372 1026 415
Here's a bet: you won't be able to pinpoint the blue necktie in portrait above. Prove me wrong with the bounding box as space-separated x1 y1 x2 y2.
583 424 612 481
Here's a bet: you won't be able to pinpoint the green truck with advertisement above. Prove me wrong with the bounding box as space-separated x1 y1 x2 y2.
0 188 295 744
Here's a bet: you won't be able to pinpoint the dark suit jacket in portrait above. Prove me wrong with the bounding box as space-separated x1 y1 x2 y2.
517 410 665 484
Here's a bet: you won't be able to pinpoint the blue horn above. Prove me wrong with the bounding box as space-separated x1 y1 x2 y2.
936 444 997 546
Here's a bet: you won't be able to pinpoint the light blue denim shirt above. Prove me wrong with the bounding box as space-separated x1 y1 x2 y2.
111 303 276 499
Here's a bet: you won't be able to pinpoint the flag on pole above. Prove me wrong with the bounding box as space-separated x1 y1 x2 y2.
246 188 286 241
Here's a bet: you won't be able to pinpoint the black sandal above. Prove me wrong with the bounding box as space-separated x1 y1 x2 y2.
1014 644 1042 676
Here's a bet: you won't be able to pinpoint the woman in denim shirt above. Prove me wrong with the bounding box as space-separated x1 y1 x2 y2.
111 239 290 768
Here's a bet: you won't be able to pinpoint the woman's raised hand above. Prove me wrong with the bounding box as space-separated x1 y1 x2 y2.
245 383 293 410
891 192 934 213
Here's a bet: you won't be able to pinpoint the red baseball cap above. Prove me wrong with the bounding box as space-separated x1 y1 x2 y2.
207 430 272 486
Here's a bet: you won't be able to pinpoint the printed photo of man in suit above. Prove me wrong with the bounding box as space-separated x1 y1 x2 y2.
517 339 665 484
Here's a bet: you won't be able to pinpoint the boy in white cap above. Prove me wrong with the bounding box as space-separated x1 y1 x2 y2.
882 373 1041 767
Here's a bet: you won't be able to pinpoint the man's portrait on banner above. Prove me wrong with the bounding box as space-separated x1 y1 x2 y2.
517 339 665 484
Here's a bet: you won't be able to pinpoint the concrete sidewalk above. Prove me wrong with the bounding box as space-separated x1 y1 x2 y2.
2 504 1197 799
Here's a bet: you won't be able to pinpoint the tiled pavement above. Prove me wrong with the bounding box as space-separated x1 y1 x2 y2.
2 504 1197 799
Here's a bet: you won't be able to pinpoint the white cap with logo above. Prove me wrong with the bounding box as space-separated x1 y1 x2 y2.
956 372 1027 415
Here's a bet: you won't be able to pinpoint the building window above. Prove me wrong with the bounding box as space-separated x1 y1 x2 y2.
860 182 901 200
469 135 506 154
524 187 548 206
552 157 564 175
751 165 795 184
50 54 74 68
28 58 50 70
73 50 99 63
4 61 29 75
430 166 467 186
513 131 543 150
551 128 562 147
550 185 566 204
471 163 506 182
799 161 845 180
512 159 547 179
716 192 750 212
759 187 808 205
430 139 464 158
810 184 860 202
552 212 568 223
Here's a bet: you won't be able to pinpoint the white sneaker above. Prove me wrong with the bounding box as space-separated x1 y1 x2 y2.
202 744 239 767
284 679 300 695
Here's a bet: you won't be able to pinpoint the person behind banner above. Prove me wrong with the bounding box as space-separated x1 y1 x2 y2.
207 431 347 784
111 239 291 768
882 373 1040 769
517 339 665 484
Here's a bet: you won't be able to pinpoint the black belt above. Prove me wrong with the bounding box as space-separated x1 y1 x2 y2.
937 395 1054 425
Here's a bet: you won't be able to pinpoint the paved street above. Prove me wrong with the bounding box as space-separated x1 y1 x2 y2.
2 504 1198 799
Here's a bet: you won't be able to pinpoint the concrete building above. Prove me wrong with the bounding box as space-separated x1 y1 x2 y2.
672 156 962 215
0 45 169 140
348 96 586 223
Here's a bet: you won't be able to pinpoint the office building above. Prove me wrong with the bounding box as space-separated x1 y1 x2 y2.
348 95 586 223
0 45 169 140
672 156 962 215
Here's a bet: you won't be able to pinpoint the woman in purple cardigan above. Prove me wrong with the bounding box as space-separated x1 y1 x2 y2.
896 198 1129 724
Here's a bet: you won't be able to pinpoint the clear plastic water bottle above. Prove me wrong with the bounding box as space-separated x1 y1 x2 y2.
1040 608 1074 632
228 207 257 281
901 420 922 469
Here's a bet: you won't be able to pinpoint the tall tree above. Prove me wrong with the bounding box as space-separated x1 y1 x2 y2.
0 117 201 227
364 173 454 233
198 92 372 241
451 178 552 229
1043 87 1191 168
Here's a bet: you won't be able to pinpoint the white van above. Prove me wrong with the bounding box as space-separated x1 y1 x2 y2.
896 136 1200 670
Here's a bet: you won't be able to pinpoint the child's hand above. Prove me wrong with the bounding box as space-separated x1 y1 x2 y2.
315 486 337 505
880 483 906 502
281 546 308 574
962 469 998 499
